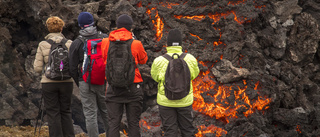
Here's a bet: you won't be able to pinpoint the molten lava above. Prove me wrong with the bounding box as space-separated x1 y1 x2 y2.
192 71 271 123
143 1 269 136
190 33 203 41
136 1 142 7
174 15 206 21
195 125 227 137
146 8 164 41
139 119 151 132
296 125 302 134
174 11 249 24
160 2 179 9
228 0 247 5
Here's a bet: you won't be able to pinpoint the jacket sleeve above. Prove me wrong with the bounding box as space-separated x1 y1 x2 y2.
186 54 200 80
101 38 109 65
33 42 44 74
151 57 163 82
68 39 82 86
65 40 73 50
134 40 148 65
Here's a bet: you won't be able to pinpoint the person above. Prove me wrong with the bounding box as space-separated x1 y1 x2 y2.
101 14 148 137
69 12 109 137
150 29 200 137
33 16 75 137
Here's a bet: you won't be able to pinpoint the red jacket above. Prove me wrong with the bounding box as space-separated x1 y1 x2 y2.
101 28 148 83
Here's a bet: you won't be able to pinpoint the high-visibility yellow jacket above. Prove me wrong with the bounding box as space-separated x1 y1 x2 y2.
151 46 200 107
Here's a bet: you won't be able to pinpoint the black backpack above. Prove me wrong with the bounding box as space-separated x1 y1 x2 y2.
163 53 191 100
44 38 71 80
106 39 135 88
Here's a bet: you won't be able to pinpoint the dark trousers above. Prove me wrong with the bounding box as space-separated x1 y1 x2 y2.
42 82 75 137
159 105 195 137
106 101 142 137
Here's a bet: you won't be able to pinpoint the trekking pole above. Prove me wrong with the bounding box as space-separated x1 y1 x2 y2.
34 95 44 137
38 100 44 137
34 108 40 136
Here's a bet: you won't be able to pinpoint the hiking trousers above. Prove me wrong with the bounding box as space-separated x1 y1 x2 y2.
79 81 109 137
42 82 75 137
105 83 144 137
106 101 143 137
159 105 195 137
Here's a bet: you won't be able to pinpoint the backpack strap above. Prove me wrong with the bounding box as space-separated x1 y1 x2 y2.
60 38 68 45
76 35 86 44
97 31 105 39
163 53 187 61
46 39 54 45
46 38 68 49
77 31 105 44
127 39 134 51
180 53 187 59
163 54 172 61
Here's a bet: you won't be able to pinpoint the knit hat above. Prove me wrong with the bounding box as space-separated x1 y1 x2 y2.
116 14 133 31
78 12 94 28
167 29 182 46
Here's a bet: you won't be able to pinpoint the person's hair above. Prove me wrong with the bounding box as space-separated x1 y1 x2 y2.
46 16 65 33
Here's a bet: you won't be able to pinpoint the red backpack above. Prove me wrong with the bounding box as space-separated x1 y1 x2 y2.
78 32 105 85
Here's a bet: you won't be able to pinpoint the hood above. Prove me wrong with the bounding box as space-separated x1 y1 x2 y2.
109 28 132 41
79 26 97 37
166 46 183 53
44 33 65 42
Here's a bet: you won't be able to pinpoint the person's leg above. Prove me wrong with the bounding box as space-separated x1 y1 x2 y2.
158 105 178 137
79 81 99 137
106 101 123 137
125 101 143 137
93 84 109 135
42 83 63 137
177 105 195 137
58 82 75 137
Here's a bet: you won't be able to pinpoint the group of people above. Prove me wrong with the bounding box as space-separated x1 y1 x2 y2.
33 11 199 137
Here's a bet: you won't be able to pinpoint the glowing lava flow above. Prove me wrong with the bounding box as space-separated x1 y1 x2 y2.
140 119 151 130
195 125 227 137
146 8 164 41
160 2 179 9
174 11 248 24
192 71 271 122
190 33 203 41
191 70 271 135
228 0 247 5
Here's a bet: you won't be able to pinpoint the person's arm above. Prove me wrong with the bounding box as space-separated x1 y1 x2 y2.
134 40 148 65
69 39 82 86
33 42 45 74
101 38 110 65
150 57 163 83
186 54 200 80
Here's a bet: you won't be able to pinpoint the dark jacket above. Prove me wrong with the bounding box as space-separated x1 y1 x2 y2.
69 26 108 86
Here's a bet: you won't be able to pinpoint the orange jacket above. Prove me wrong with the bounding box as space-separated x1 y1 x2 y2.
101 28 148 83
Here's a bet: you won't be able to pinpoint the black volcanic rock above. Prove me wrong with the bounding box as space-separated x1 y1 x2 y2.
1 0 320 136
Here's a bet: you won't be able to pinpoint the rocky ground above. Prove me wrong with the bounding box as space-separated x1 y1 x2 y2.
0 126 128 137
